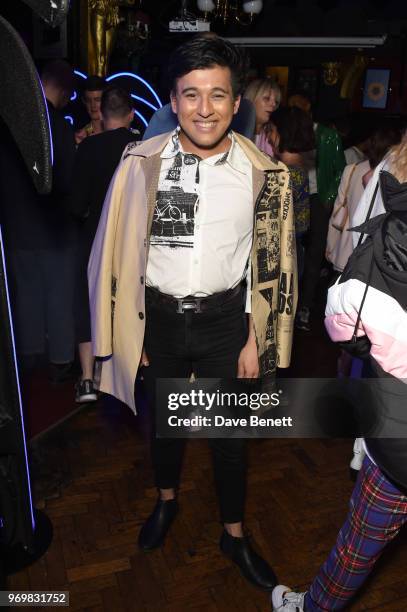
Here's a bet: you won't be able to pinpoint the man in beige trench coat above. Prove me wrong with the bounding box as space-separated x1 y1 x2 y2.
88 36 297 591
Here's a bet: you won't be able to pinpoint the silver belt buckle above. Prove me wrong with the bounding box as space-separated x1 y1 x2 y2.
177 298 201 314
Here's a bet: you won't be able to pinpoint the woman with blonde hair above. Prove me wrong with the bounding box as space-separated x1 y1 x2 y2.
352 122 407 244
244 78 281 155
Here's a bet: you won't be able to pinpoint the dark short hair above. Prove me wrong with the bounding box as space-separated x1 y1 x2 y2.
101 86 133 119
267 106 315 154
288 91 313 116
167 36 248 98
41 59 75 93
82 75 106 94
368 120 402 169
345 112 375 148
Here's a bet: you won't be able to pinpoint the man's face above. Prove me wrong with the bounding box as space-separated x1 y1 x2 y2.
83 90 103 121
170 65 240 158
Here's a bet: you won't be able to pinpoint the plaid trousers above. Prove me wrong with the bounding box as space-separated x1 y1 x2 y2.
305 455 407 611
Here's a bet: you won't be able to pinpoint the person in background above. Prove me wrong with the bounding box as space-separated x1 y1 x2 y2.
289 92 346 332
69 87 137 402
266 106 315 277
325 121 401 469
331 113 374 166
271 167 407 612
75 75 106 144
0 59 77 383
244 78 281 155
327 120 402 276
351 121 407 245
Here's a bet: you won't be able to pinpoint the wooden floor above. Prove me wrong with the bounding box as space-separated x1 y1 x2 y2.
7 300 407 611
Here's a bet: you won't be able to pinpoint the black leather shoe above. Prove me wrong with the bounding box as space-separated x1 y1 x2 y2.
138 498 178 550
220 530 277 591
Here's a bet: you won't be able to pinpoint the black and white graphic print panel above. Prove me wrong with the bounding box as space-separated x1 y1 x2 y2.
151 153 200 249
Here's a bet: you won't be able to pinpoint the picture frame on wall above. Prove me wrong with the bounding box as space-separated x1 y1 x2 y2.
362 68 391 110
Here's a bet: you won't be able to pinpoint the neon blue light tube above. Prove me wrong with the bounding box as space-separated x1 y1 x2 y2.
0 226 35 530
106 72 162 108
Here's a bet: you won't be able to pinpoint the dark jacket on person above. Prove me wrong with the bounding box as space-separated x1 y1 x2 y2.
69 127 137 248
0 101 76 250
325 170 407 492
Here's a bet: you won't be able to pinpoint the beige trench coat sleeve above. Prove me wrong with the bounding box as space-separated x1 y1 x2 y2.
276 172 297 368
88 149 148 413
88 161 124 358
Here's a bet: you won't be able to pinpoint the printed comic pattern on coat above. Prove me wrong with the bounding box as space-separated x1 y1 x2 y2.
253 169 294 378
286 229 295 258
255 172 283 284
257 170 284 217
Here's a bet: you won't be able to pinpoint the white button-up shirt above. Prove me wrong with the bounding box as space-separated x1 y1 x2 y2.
146 129 253 311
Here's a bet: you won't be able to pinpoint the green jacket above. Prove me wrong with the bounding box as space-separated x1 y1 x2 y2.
316 123 346 207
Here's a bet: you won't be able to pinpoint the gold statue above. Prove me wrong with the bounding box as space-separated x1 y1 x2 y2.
340 55 368 99
322 62 342 87
88 0 120 76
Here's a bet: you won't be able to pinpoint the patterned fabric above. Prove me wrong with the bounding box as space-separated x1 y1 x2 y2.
146 128 253 307
305 456 407 611
288 165 310 236
251 165 296 374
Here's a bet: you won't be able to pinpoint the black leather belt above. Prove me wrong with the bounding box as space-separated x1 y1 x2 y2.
146 282 245 314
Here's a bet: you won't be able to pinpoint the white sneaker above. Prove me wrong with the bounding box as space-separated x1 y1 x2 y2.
350 437 366 471
271 585 306 611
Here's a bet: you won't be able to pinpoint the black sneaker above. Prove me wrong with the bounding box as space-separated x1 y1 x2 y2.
75 379 97 403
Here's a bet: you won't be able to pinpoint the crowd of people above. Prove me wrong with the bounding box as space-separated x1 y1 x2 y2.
0 34 406 611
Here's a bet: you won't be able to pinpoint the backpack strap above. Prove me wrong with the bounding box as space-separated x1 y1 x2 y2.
351 254 374 343
356 181 379 248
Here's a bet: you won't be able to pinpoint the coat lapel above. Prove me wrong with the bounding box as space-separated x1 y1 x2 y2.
141 152 162 256
252 166 265 208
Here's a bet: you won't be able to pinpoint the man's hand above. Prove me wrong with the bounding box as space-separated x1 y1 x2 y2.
75 128 86 145
237 315 259 378
138 347 149 372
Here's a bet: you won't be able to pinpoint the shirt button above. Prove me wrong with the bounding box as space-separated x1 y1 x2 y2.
140 276 144 284
139 312 144 320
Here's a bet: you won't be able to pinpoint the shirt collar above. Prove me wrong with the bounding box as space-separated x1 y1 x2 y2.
160 127 249 175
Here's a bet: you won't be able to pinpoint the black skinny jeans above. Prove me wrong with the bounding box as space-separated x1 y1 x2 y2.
142 287 248 524
300 193 331 309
